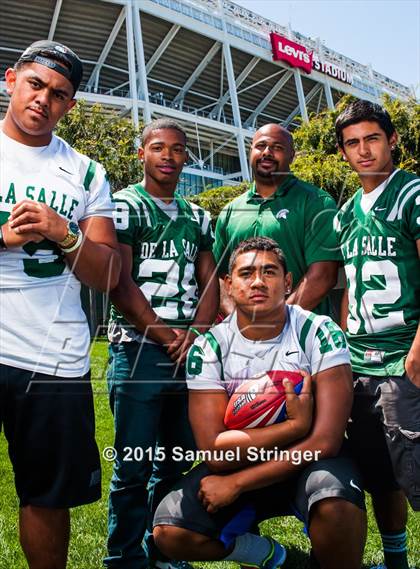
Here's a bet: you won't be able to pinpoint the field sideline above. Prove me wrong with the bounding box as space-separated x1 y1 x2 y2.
0 339 418 569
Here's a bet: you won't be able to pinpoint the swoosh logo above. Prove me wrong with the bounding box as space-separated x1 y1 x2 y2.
285 350 299 356
350 479 362 493
59 166 74 175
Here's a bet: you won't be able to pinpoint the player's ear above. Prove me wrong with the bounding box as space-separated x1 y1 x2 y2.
66 99 77 113
285 271 292 294
389 131 398 149
5 68 17 96
224 274 232 296
339 146 347 161
138 146 145 162
289 146 295 164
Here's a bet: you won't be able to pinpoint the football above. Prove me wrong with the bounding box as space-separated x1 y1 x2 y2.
224 370 304 430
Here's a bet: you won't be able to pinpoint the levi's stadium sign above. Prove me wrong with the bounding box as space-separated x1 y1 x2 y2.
312 54 353 84
270 32 312 74
270 32 353 85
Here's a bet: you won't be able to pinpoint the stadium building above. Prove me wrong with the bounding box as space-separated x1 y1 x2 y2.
0 0 412 195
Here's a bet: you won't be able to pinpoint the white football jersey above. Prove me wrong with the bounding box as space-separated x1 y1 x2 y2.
0 128 114 377
186 305 350 393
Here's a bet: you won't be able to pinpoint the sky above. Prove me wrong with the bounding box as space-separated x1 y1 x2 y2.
235 0 420 98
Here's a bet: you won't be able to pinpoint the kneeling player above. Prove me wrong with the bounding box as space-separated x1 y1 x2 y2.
153 237 366 569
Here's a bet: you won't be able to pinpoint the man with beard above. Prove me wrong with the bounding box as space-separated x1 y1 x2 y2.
213 124 340 316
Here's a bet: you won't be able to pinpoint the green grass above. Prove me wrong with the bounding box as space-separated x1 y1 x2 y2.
0 340 419 568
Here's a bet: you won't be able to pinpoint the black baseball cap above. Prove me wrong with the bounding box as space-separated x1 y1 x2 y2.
17 40 83 94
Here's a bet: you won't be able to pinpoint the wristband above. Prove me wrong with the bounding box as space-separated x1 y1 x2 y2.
189 327 201 337
60 231 83 253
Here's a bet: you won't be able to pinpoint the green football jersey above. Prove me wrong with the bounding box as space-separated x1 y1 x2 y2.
109 184 213 339
335 169 420 376
213 174 341 315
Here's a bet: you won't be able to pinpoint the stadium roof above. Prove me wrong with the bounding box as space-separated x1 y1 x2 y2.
0 0 412 185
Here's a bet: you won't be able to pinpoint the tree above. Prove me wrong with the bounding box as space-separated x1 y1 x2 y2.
55 100 142 192
193 95 420 218
383 94 420 174
290 95 358 205
291 94 420 206
189 182 248 222
56 97 419 213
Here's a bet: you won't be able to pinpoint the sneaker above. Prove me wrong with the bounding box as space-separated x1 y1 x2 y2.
153 561 195 569
242 537 287 569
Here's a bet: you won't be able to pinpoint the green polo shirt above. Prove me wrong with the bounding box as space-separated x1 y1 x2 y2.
213 174 340 314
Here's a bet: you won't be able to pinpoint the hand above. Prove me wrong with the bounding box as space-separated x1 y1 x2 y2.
167 328 196 365
166 328 187 361
405 349 420 388
9 200 68 243
284 371 313 438
167 328 186 351
2 220 44 248
198 473 241 513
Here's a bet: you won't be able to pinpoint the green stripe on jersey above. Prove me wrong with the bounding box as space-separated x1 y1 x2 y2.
83 160 96 192
386 178 420 221
298 312 316 354
204 330 224 377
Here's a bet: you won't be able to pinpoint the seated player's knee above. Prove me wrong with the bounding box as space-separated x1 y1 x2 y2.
154 525 204 559
153 525 180 558
312 497 363 528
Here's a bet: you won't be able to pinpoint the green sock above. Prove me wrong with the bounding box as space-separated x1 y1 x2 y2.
381 530 409 569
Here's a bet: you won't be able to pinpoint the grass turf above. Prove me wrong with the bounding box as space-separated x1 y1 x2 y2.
0 340 418 568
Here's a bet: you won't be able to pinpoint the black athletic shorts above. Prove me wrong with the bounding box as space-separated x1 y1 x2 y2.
153 451 365 545
0 363 101 508
347 373 420 511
